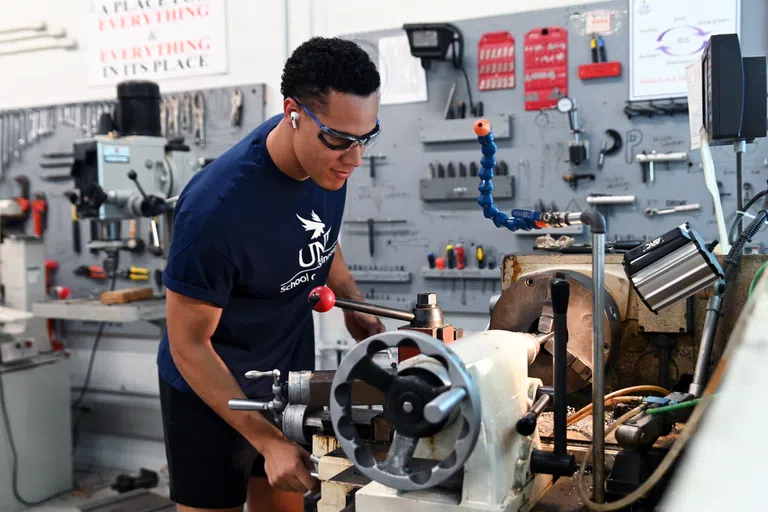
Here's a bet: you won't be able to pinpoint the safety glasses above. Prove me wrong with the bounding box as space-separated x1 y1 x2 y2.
292 97 381 150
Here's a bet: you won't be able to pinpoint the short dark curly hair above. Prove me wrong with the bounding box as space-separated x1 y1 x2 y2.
281 37 381 112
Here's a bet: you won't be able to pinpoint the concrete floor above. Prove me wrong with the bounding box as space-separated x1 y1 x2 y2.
20 468 171 512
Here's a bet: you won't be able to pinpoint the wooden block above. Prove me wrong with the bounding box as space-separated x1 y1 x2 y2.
100 287 154 305
318 480 356 509
317 450 353 481
373 416 394 442
312 434 340 457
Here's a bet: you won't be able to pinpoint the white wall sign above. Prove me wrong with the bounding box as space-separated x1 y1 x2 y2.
87 0 228 85
629 0 740 101
586 10 613 35
377 34 428 105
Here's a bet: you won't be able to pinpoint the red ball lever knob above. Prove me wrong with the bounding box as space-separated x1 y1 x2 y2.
308 286 335 312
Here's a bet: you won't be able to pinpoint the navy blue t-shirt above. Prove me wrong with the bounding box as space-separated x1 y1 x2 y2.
157 114 347 399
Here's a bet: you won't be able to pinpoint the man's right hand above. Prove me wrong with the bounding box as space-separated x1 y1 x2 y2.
260 436 317 493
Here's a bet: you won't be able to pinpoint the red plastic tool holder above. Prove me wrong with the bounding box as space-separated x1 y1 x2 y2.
523 27 568 111
478 31 515 91
578 61 622 80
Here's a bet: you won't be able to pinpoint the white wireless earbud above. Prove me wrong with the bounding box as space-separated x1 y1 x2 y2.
291 111 299 129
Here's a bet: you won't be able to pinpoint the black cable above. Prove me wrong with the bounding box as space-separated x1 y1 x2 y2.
72 251 120 450
728 188 768 245
459 65 475 112
724 195 768 286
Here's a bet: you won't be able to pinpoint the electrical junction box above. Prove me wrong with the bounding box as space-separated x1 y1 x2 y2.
702 33 767 146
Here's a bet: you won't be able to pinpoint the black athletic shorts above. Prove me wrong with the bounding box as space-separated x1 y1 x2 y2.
159 374 270 509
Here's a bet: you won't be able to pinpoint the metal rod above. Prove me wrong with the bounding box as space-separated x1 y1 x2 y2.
591 231 606 503
0 22 46 35
635 151 688 163
586 195 636 205
0 40 77 56
228 399 269 411
689 287 723 397
334 297 415 322
735 140 746 241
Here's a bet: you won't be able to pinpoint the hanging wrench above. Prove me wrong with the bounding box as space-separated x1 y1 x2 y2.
167 95 180 137
230 88 243 127
644 203 701 217
160 98 168 137
193 91 206 148
181 93 192 133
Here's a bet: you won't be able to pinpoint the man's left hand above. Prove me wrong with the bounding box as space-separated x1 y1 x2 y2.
343 309 386 342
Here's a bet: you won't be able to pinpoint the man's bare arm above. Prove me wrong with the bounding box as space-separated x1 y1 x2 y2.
166 289 316 492
166 289 284 450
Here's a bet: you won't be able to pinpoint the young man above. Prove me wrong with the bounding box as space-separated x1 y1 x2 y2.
156 37 386 512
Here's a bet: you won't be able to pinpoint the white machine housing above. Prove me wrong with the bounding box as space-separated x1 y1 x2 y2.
0 305 36 364
0 236 47 355
355 330 553 512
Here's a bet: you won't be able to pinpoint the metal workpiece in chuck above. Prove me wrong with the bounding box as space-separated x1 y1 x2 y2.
329 330 481 491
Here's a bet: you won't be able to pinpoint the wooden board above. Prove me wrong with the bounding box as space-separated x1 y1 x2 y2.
100 287 154 305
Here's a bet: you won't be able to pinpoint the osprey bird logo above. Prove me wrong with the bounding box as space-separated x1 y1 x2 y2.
297 211 330 246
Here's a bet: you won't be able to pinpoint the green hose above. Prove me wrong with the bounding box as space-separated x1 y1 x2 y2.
749 261 768 297
646 398 702 415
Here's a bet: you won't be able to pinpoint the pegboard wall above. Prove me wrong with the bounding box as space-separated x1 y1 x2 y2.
0 83 266 338
337 0 768 315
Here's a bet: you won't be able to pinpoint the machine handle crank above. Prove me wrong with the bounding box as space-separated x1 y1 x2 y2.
515 394 551 436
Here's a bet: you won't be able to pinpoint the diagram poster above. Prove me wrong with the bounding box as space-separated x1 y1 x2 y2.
629 0 740 101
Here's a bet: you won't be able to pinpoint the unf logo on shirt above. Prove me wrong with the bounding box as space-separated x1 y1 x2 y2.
279 210 337 293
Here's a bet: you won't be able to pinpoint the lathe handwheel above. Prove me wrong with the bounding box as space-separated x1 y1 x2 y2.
329 331 481 491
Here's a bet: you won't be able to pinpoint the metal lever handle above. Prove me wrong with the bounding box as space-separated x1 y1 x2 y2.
551 278 570 457
309 286 415 323
149 218 163 256
127 170 149 200
516 394 551 436
228 399 269 411
245 369 279 379
424 387 467 425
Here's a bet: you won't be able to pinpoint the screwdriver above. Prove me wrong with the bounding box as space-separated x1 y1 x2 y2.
598 35 607 62
455 244 465 269
446 244 456 269
476 245 485 269
71 204 81 253
119 266 151 280
590 35 599 63
427 252 436 269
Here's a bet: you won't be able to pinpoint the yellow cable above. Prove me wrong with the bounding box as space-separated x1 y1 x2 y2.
566 396 642 426
567 385 670 426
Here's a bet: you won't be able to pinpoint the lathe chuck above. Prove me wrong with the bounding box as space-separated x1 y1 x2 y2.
490 270 621 393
